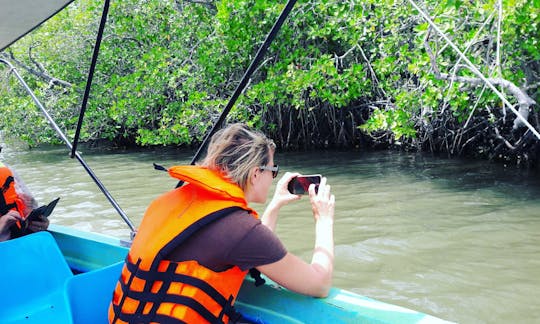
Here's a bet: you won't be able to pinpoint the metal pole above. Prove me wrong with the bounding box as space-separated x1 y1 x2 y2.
0 58 136 234
71 0 111 158
179 0 298 187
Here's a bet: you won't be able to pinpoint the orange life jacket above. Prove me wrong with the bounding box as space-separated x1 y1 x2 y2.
109 165 258 324
0 162 27 218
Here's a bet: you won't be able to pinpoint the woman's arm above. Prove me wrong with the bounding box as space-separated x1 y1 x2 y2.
258 177 335 297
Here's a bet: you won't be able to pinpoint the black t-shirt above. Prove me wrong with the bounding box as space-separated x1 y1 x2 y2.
166 209 287 272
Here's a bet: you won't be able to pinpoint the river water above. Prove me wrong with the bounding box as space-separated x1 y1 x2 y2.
1 142 539 323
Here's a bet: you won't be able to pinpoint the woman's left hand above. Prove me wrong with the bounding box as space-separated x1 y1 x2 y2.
270 172 302 208
261 172 302 232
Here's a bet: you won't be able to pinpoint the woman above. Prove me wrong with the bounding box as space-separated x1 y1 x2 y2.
109 123 335 323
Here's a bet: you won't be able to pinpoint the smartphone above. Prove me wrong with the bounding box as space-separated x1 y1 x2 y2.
287 175 321 195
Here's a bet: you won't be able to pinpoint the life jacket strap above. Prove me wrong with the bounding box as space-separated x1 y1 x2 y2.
153 163 167 172
0 176 17 216
117 258 241 323
0 197 17 215
1 175 14 192
248 268 266 287
114 290 227 324
125 259 232 307
111 258 142 324
218 295 243 324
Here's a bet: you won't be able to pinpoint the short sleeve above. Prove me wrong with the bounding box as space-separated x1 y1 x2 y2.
166 209 287 272
225 220 288 271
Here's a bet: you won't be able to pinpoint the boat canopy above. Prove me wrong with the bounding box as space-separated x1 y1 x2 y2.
0 0 74 52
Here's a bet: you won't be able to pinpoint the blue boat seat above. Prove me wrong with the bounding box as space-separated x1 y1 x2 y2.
66 261 124 324
0 231 73 323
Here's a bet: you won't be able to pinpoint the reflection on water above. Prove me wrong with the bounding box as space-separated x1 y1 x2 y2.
2 143 540 323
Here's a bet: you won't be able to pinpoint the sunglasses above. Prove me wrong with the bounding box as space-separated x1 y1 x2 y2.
259 164 279 178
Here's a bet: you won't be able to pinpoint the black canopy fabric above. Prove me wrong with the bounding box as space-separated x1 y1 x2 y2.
0 0 74 52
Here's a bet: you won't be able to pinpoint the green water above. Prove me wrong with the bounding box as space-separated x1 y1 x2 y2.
2 143 540 323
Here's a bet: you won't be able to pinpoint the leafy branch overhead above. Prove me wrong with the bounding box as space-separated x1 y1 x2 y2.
0 0 538 167
422 27 536 131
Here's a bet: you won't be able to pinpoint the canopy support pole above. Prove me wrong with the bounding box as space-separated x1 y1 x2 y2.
178 0 298 187
0 58 137 238
70 0 111 158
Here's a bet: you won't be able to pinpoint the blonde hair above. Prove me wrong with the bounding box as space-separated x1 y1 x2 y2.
202 123 276 190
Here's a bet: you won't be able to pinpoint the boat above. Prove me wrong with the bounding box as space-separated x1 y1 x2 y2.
0 225 451 323
0 1 454 323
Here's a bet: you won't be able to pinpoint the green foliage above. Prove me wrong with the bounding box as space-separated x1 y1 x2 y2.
360 107 417 140
0 0 538 161
357 0 539 147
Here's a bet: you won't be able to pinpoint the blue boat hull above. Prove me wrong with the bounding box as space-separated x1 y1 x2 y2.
0 225 452 323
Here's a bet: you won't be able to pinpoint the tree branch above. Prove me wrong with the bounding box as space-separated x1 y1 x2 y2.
177 0 216 13
2 51 72 88
423 36 536 130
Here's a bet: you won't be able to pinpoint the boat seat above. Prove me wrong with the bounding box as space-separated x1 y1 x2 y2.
0 231 73 323
66 261 124 324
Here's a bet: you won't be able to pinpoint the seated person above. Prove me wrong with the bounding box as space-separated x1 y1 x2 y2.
109 123 335 323
0 148 49 242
